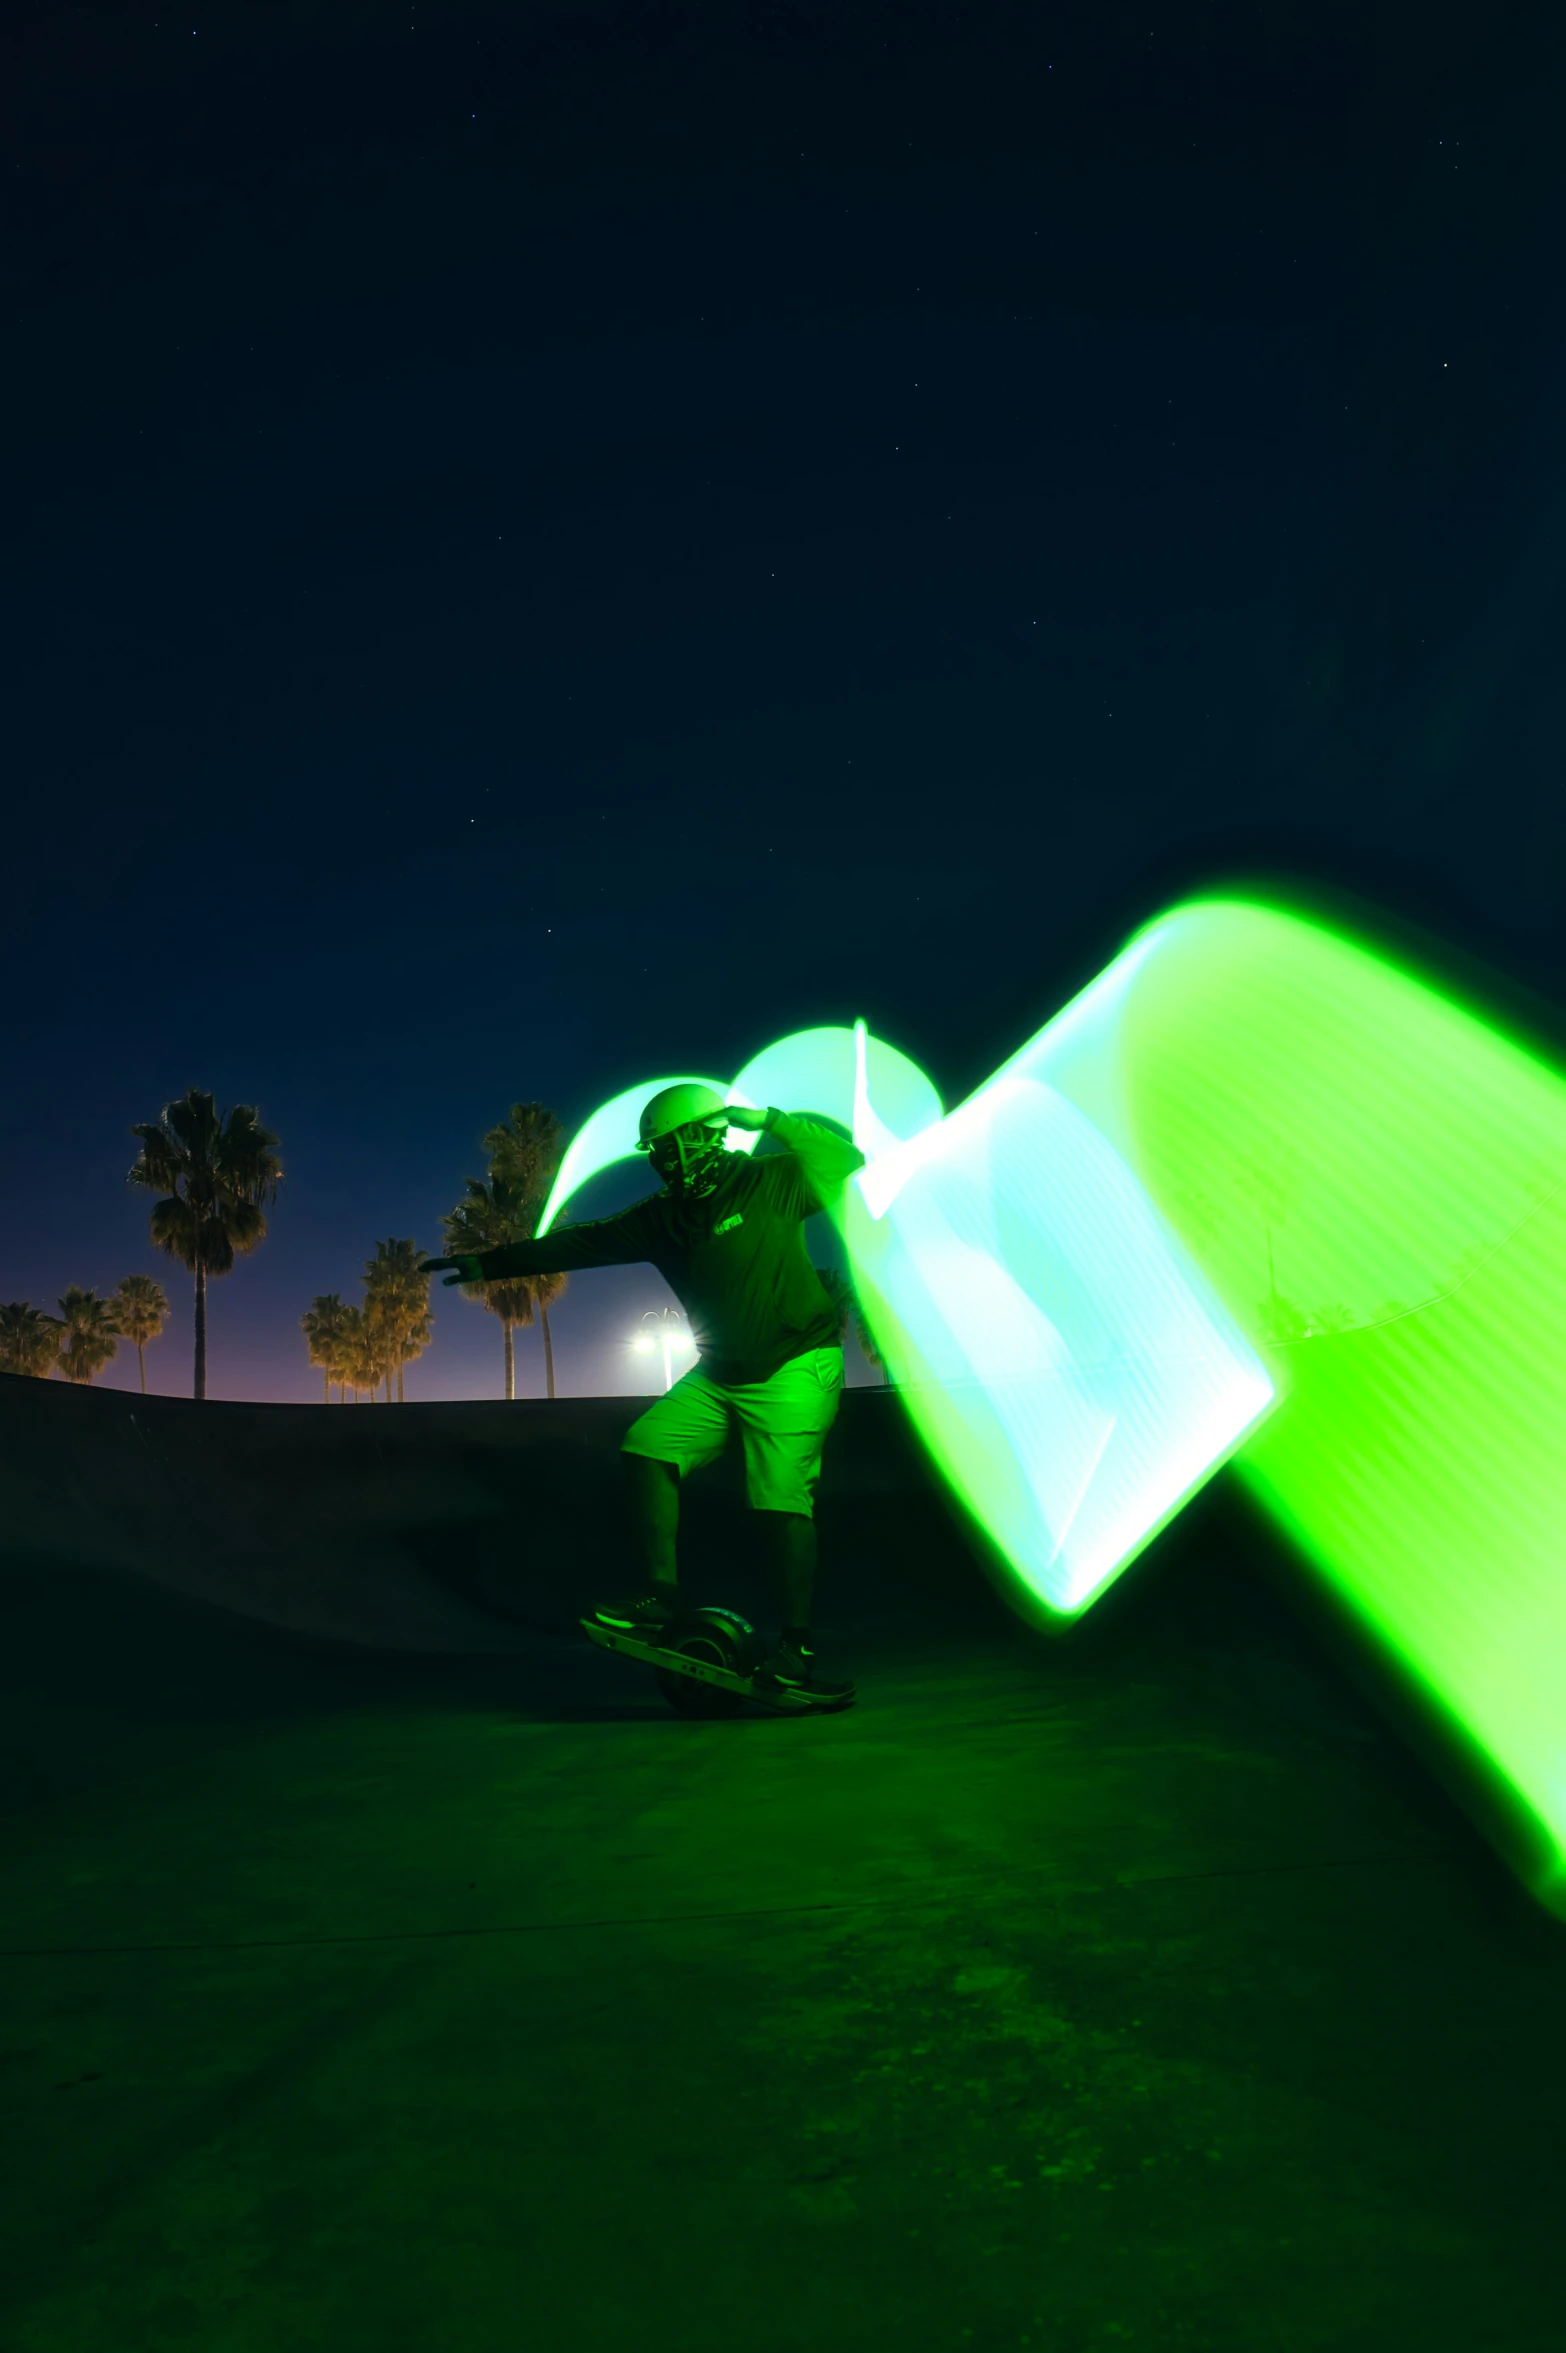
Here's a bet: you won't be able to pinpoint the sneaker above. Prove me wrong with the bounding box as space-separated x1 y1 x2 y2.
754 1631 816 1693
591 1587 681 1634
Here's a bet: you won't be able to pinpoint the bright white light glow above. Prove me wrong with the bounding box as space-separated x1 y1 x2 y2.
837 1064 1274 1619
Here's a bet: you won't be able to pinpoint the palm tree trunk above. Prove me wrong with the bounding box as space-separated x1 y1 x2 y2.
193 1251 207 1401
503 1319 515 1401
541 1307 556 1400
397 1355 405 1405
138 1341 147 1395
323 1369 329 1403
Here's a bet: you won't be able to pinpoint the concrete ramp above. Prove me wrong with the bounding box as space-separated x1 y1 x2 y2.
0 1373 994 1655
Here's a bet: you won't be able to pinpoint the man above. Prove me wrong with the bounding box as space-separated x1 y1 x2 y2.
421 1085 865 1694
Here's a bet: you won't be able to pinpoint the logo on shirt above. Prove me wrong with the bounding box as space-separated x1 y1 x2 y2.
713 1212 745 1235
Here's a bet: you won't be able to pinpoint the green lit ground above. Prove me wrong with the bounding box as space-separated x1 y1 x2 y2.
3 1471 1563 2352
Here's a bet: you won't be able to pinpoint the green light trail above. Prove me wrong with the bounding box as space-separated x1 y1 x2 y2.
1112 897 1566 1913
838 1041 1275 1624
544 895 1566 1913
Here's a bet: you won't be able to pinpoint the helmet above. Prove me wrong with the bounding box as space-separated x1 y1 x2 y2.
637 1083 732 1197
637 1083 729 1149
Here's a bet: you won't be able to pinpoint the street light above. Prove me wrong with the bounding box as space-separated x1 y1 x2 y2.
633 1306 695 1392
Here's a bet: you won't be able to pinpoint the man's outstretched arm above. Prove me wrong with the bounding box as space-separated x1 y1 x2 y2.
421 1205 654 1287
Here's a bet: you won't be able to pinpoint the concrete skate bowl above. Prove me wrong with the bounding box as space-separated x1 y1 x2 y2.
0 1370 1078 1812
0 1370 1398 1832
0 1372 1040 1660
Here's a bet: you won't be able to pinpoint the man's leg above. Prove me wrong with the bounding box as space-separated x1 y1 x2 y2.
740 1349 843 1646
625 1452 681 1594
762 1508 817 1634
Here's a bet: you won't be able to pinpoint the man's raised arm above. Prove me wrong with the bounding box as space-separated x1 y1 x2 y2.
764 1108 866 1205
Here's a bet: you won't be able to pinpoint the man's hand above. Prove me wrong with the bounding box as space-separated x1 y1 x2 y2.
720 1104 771 1133
420 1253 485 1287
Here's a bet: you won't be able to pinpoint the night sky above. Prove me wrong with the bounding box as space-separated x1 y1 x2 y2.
6 0 1565 1403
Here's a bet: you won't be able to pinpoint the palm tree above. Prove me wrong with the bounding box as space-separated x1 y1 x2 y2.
114 1273 170 1394
481 1103 570 1398
128 1089 283 1400
483 1101 566 1203
334 1302 361 1402
363 1238 434 1403
334 1302 388 1403
442 1176 535 1401
0 1302 63 1379
529 1267 568 1400
302 1292 353 1402
57 1287 121 1386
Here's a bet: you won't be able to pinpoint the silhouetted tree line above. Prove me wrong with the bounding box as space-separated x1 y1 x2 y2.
2 1085 890 1406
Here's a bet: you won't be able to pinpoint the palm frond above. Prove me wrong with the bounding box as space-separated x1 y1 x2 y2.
222 1198 267 1257
441 1183 513 1257
482 1102 567 1210
164 1088 221 1164
302 1291 357 1382
56 1287 121 1384
200 1220 236 1276
361 1239 434 1375
128 1121 183 1194
216 1102 283 1206
0 1301 64 1378
477 1280 536 1327
148 1195 201 1268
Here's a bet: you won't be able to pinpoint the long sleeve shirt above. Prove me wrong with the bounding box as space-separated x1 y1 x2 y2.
475 1109 866 1386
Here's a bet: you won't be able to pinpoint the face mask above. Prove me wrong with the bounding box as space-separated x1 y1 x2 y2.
652 1119 729 1197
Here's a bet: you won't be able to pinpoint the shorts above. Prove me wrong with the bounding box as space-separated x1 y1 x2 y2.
621 1346 845 1517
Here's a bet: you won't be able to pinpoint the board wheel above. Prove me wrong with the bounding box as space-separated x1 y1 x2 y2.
655 1607 764 1719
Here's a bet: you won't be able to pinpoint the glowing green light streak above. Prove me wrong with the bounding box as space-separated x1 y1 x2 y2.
536 894 1566 1912
836 1067 1274 1624
536 1075 744 1238
1107 895 1566 1912
540 1015 1274 1626
537 1030 943 1235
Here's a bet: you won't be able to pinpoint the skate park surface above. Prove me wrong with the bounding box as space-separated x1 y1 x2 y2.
1 1372 1562 2353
